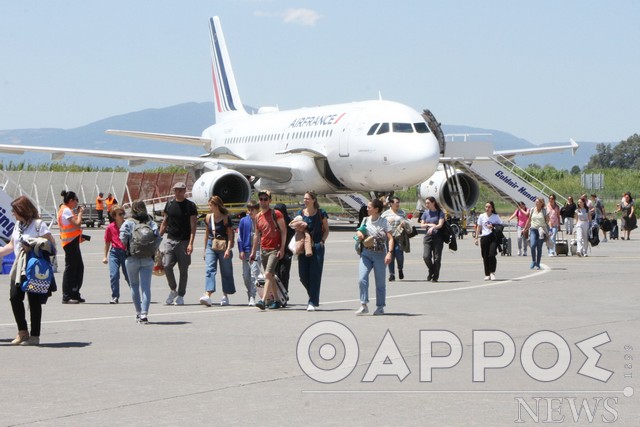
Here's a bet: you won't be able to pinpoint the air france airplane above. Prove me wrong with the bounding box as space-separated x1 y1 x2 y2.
0 17 441 205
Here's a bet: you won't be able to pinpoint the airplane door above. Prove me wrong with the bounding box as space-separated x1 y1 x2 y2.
338 109 362 157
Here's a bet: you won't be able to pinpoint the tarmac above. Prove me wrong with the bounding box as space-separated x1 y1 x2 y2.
0 223 638 426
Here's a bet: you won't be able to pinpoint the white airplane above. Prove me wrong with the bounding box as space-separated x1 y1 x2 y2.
0 17 441 205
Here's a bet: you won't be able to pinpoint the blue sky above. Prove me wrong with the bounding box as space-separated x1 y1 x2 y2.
1 0 638 145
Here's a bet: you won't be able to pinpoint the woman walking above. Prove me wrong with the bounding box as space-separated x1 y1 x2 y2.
120 200 160 323
523 198 550 269
355 198 393 315
420 196 445 282
574 197 591 256
382 196 409 281
617 192 636 240
58 190 85 303
200 196 236 306
103 204 129 304
474 201 503 280
0 196 57 345
508 201 530 257
293 191 329 311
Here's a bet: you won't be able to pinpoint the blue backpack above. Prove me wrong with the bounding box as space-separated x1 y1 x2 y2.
22 252 54 294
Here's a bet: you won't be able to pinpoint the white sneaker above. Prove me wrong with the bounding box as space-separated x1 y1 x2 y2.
517 250 521 256
199 295 212 307
373 306 385 316
248 296 256 306
220 296 229 306
166 290 178 305
484 276 491 281
173 296 184 305
355 304 369 315
602 237 608 242
490 273 496 281
306 303 316 312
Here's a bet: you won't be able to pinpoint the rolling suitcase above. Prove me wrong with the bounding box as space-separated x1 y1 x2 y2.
609 219 619 240
501 222 512 256
255 274 289 307
555 230 570 256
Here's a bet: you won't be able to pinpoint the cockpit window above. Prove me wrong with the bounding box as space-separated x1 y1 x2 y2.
367 123 380 135
392 123 413 133
376 123 390 135
414 122 430 133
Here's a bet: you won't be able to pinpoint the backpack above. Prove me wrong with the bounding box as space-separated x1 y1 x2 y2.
22 251 54 294
129 219 158 258
588 224 600 247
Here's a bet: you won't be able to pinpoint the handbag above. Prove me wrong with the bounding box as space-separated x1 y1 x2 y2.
363 235 374 248
212 238 227 252
522 228 529 240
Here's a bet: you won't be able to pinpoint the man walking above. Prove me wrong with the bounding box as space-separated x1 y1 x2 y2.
250 190 286 310
160 182 198 305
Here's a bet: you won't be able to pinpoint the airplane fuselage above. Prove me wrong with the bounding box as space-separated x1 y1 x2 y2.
201 99 440 194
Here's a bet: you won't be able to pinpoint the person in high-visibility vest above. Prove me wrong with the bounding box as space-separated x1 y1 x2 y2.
105 193 117 223
58 190 86 303
96 192 106 226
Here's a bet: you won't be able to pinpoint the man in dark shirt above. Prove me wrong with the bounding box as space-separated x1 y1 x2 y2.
160 182 198 305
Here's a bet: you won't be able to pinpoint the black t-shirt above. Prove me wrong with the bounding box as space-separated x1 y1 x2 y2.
164 199 198 241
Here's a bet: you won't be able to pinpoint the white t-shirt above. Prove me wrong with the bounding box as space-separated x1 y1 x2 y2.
11 219 52 256
477 213 503 237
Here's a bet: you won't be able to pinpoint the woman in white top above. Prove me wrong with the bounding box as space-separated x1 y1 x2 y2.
0 196 57 346
355 198 394 315
523 198 550 269
474 201 503 281
381 196 409 281
574 197 591 256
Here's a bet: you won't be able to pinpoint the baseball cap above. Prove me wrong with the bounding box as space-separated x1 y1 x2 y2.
173 182 187 190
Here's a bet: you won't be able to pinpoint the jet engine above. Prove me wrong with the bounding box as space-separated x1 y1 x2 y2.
418 169 480 213
191 169 252 205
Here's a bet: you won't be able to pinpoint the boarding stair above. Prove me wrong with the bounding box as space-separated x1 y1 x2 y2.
441 141 567 209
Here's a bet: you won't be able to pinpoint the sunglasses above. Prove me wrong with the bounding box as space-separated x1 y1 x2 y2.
259 197 269 201
116 212 125 217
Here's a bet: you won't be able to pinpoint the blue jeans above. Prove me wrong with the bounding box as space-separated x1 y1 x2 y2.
298 242 325 306
388 241 404 277
109 247 129 299
358 249 386 308
529 228 544 267
125 257 153 315
205 239 236 294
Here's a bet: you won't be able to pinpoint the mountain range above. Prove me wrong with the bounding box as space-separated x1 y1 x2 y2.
0 102 612 171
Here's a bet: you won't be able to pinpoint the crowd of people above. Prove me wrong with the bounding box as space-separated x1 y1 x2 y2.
1 184 636 345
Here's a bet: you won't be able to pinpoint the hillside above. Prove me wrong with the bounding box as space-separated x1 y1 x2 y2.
0 103 612 170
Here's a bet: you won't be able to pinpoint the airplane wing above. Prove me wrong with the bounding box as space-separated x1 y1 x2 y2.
495 138 579 160
0 143 292 182
105 130 209 146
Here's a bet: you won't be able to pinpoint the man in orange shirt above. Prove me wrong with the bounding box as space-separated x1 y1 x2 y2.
96 192 106 226
105 193 117 223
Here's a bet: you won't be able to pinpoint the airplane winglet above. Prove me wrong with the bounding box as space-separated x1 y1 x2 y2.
569 138 579 155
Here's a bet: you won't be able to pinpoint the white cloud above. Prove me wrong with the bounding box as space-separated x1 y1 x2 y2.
282 8 322 26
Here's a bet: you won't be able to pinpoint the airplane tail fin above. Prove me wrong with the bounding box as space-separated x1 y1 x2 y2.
209 16 248 123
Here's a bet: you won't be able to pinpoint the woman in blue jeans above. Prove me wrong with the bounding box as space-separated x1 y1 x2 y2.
120 200 160 323
200 196 236 307
355 198 394 316
523 198 550 269
294 191 329 312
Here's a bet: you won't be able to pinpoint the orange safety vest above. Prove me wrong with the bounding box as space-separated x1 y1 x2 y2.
105 196 115 212
96 196 104 211
58 205 82 247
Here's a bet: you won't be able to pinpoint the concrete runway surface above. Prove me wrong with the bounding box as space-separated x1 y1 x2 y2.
0 225 638 426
